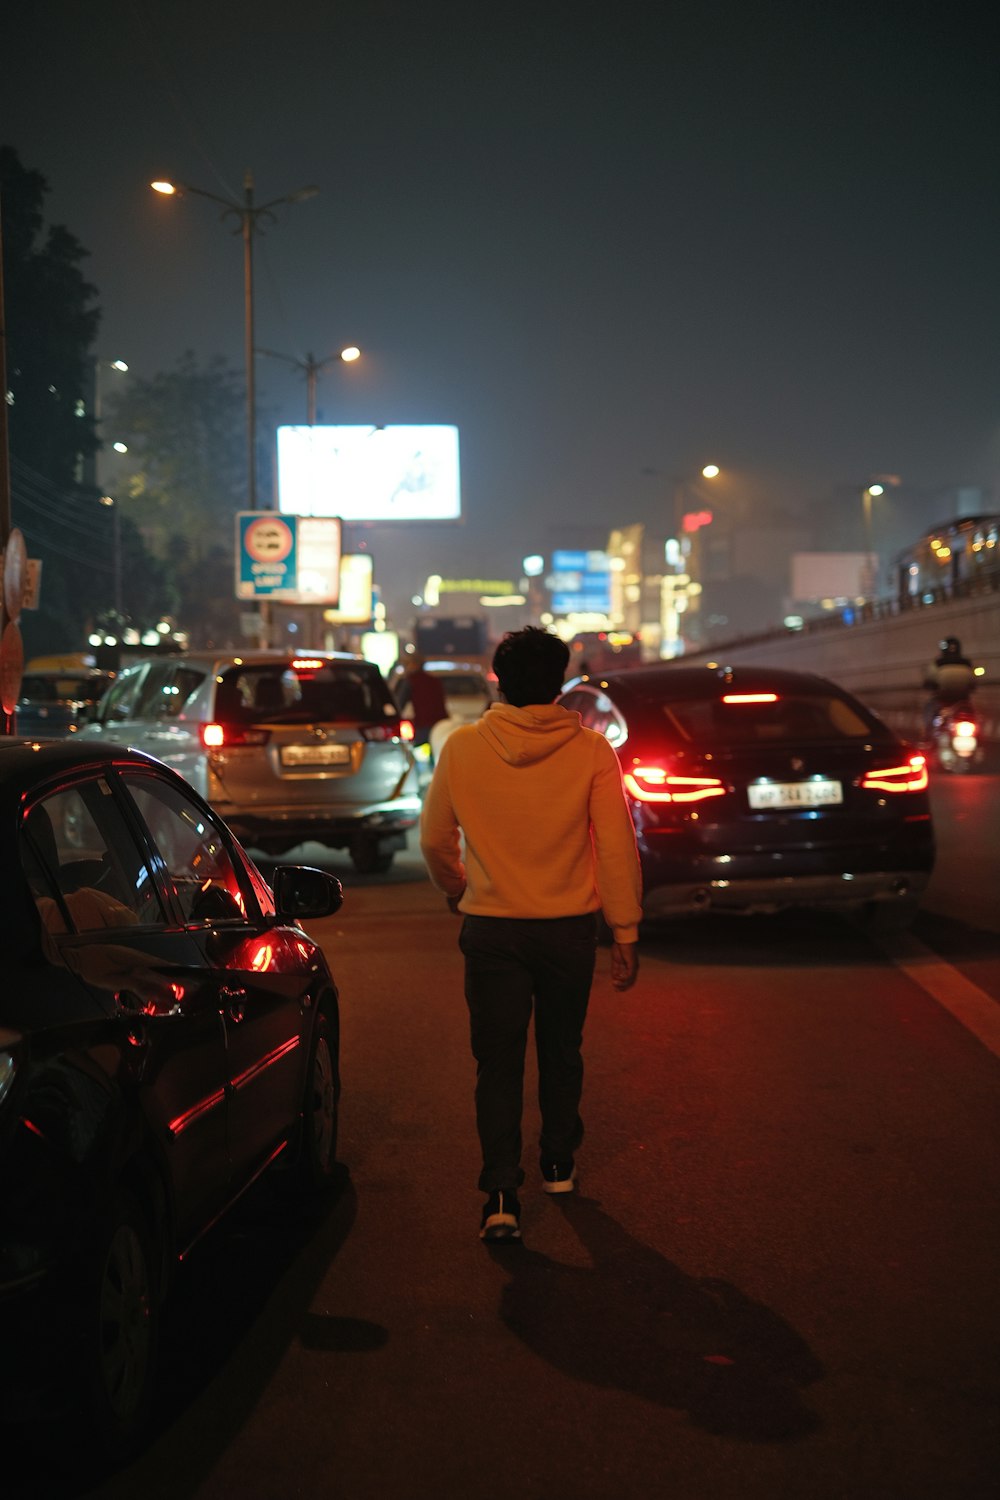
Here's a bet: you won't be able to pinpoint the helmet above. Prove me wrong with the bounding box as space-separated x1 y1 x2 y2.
939 636 962 655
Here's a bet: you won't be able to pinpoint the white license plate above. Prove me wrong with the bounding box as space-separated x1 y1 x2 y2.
747 779 843 810
280 743 351 767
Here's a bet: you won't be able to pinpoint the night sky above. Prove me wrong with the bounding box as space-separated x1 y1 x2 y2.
4 0 999 625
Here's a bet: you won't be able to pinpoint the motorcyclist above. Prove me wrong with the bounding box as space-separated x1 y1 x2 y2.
922 636 976 738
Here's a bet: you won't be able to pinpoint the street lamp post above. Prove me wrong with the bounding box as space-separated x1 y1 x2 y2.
151 172 319 512
98 495 122 617
257 346 361 650
258 346 361 426
859 475 900 602
151 171 318 646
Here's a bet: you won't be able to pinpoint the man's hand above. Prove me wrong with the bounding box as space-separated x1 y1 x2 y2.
446 887 466 915
610 941 638 991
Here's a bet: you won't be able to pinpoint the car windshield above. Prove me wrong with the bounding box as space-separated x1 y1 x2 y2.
216 663 390 724
438 674 485 697
659 690 874 747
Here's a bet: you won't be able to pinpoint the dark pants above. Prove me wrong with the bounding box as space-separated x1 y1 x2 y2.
459 914 597 1193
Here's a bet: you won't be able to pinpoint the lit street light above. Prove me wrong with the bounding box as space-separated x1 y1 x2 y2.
860 474 901 601
80 356 129 492
151 172 319 511
258 345 361 426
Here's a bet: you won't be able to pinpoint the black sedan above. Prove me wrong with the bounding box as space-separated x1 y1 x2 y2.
559 663 934 928
0 739 344 1466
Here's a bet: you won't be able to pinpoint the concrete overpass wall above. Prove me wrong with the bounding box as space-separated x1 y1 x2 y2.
680 590 1000 744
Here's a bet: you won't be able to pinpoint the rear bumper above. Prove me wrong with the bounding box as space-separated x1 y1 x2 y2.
641 867 932 918
637 821 935 917
218 796 423 851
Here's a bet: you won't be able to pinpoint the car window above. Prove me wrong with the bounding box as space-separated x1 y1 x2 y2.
138 663 206 721
20 779 167 934
214 661 394 725
98 663 149 722
124 773 252 925
662 691 873 746
440 674 484 698
132 662 181 719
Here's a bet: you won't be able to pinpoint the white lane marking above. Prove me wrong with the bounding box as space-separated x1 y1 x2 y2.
882 932 1000 1059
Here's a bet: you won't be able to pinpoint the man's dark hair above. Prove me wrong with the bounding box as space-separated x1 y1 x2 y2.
492 627 569 707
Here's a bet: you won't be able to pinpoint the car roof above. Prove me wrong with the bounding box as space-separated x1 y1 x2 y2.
116 650 367 671
0 738 181 801
571 662 860 703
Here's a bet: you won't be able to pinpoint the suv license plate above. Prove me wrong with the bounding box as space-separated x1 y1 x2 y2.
281 743 351 767
748 779 843 810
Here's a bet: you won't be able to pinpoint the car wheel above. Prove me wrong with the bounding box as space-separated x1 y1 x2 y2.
77 1194 159 1466
293 1004 341 1193
350 837 394 874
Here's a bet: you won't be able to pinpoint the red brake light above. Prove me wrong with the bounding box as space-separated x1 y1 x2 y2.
624 765 727 803
361 722 402 742
861 755 928 793
953 720 977 737
398 718 415 741
290 658 324 679
721 693 779 704
200 722 271 749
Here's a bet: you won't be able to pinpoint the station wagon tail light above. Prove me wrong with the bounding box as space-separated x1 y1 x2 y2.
200 722 271 749
398 718 415 741
624 764 727 802
860 755 928 793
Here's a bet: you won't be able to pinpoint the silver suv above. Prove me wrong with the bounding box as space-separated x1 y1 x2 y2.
78 650 421 872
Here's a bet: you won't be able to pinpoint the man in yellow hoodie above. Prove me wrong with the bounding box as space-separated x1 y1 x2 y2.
420 626 642 1243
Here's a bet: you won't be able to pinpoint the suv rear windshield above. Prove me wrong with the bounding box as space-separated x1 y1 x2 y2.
216 662 394 725
661 690 875 746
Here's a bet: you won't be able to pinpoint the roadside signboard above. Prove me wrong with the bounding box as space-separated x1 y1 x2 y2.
236 514 342 604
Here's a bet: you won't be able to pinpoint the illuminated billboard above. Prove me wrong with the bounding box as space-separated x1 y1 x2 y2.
548 549 611 614
276 424 461 522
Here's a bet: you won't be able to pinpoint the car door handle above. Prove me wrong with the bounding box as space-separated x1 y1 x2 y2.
220 985 247 1022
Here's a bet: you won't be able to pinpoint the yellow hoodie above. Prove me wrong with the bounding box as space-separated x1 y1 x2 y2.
419 702 643 943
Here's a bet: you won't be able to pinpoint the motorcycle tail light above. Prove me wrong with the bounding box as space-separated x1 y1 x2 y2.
861 755 928 793
953 720 977 738
200 722 271 749
624 764 726 802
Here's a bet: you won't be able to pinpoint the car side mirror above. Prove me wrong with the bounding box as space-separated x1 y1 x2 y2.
272 865 344 920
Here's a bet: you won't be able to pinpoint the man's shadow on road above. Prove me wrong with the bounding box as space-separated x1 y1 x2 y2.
487 1194 823 1442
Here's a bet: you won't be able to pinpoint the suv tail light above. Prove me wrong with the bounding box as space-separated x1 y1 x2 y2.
624 764 726 803
860 755 928 793
200 722 271 749
361 721 404 743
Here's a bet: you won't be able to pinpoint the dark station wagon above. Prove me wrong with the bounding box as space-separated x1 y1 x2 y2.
559 663 935 929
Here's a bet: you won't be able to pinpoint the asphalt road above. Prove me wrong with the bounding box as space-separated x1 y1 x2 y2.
18 774 1000 1500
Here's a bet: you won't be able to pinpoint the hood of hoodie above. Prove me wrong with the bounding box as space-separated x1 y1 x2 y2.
476 702 582 766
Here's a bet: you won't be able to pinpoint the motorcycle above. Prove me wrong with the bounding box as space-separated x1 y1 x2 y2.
930 701 983 774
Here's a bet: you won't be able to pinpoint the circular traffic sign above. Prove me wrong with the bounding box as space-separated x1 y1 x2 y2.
0 619 24 715
244 516 294 564
2 527 28 622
